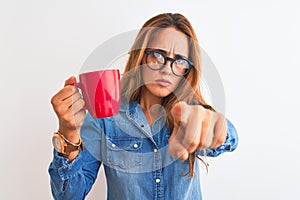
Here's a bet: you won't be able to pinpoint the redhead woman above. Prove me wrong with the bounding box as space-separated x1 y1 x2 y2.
49 13 238 200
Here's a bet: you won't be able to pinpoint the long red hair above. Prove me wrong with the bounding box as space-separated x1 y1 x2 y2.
121 13 214 176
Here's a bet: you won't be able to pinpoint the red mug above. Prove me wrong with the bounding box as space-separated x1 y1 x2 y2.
75 69 121 118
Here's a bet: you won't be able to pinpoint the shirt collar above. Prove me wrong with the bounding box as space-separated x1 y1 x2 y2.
119 100 166 123
119 100 138 112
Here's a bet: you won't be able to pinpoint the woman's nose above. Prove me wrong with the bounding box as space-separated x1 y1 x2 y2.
160 60 173 75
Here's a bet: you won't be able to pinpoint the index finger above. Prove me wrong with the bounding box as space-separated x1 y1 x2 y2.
64 76 76 87
54 85 78 102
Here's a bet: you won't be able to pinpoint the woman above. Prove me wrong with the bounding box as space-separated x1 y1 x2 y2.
49 13 238 200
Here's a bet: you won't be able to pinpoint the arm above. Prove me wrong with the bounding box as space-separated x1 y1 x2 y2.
48 149 101 200
49 77 102 199
48 113 102 200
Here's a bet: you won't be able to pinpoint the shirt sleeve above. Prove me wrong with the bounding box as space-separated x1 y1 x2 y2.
198 118 239 157
48 114 102 200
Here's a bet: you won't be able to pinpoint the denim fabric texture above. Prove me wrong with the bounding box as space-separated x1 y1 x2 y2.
49 101 238 200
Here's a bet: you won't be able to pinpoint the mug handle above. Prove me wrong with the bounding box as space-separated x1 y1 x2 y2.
74 82 81 88
73 82 87 111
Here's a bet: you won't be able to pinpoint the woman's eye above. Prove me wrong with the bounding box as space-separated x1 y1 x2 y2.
176 59 184 64
176 59 187 66
153 52 164 62
174 59 189 71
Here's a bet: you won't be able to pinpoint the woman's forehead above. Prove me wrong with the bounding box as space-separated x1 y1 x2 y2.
147 28 189 57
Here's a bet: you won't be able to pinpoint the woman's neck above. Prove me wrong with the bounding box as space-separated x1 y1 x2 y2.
139 87 164 127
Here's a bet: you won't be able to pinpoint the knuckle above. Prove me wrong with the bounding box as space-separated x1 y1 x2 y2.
60 113 68 122
217 136 226 146
62 112 73 122
218 115 226 125
187 143 198 152
197 105 205 113
54 106 61 114
196 106 206 120
68 120 76 128
74 92 82 100
78 98 85 106
65 85 76 94
78 110 86 120
50 95 59 107
207 110 213 118
184 137 198 149
50 96 56 105
185 137 195 146
64 115 76 127
204 110 213 121
212 135 225 148
69 120 77 128
198 140 205 148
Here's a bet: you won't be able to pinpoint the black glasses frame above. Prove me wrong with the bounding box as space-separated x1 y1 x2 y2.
145 50 194 76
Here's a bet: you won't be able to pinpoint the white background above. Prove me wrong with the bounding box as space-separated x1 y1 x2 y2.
1 0 299 199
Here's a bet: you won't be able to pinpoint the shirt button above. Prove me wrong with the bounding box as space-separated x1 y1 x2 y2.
155 178 161 183
111 144 116 148
140 124 144 128
153 148 158 153
133 143 139 148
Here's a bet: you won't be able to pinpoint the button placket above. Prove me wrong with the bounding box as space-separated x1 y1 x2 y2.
153 144 163 198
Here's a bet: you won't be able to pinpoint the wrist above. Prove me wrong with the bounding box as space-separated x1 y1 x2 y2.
67 150 80 162
57 130 82 147
52 130 84 158
58 126 81 143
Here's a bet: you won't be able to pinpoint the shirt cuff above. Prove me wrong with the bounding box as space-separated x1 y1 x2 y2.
52 149 83 181
198 118 239 157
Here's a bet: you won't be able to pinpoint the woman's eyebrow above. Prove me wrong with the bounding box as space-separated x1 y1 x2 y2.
156 49 188 59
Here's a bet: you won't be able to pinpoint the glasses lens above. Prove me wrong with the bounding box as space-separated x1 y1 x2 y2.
173 59 190 76
147 51 165 69
146 50 192 76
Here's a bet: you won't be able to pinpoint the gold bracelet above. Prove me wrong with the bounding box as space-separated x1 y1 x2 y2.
57 130 82 147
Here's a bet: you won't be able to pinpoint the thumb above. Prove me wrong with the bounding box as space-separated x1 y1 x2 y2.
64 76 76 87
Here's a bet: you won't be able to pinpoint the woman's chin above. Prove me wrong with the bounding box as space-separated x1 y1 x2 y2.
153 89 173 98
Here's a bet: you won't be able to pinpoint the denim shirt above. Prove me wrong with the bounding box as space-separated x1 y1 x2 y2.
49 101 238 200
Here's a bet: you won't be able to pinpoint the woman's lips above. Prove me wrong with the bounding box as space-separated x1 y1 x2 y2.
155 79 171 87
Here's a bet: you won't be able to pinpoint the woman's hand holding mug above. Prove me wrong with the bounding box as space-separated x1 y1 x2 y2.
50 70 121 161
51 76 86 160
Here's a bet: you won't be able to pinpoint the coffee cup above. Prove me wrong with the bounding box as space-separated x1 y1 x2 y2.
75 69 121 118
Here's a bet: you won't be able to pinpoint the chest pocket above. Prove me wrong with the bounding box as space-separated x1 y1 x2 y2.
106 137 142 170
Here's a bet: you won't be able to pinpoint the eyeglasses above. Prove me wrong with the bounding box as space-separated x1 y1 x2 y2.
145 50 193 77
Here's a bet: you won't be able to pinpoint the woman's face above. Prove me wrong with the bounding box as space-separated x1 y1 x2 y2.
141 27 189 98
